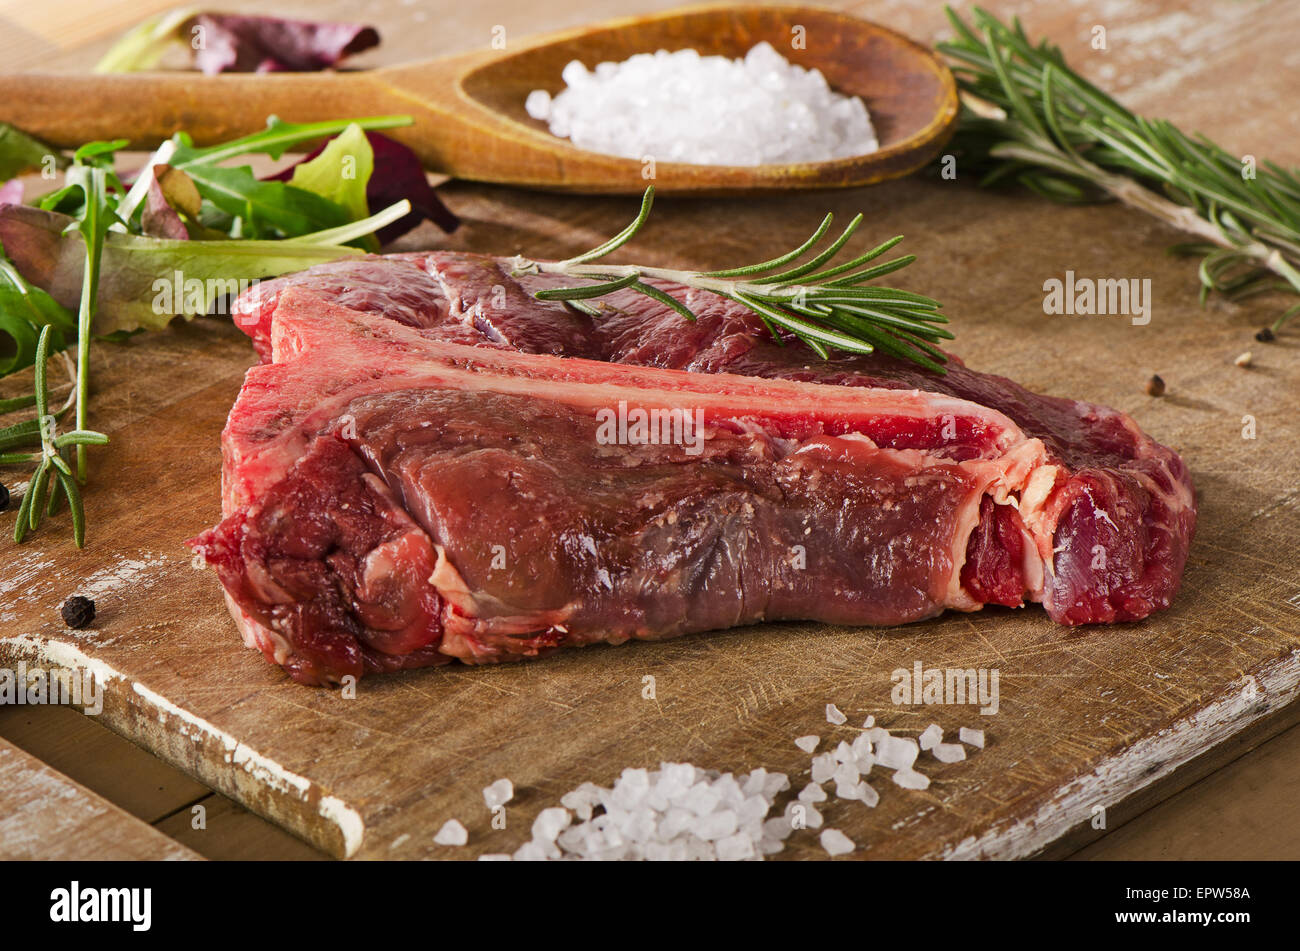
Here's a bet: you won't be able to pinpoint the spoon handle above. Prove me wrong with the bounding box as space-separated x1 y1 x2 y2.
0 72 386 150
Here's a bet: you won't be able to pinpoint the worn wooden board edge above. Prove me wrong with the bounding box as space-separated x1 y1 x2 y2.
940 648 1300 859
0 633 357 859
1052 693 1300 860
0 734 202 861
7 625 1300 860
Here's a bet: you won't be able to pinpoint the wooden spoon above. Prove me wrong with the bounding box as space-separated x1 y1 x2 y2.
0 3 958 195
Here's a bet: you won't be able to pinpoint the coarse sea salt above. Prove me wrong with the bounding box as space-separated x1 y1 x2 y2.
820 828 855 856
483 778 514 811
932 742 967 764
527 42 879 166
433 819 468 846
482 763 792 861
891 768 931 791
470 715 984 860
874 735 920 771
798 781 827 803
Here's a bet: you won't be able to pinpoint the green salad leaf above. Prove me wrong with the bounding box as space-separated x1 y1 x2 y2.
0 123 64 182
0 199 409 333
0 248 76 374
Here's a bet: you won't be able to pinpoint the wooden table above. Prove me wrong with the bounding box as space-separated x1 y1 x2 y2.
1 0 1298 861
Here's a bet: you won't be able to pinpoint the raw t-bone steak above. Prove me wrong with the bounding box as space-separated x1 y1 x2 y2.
190 253 1196 685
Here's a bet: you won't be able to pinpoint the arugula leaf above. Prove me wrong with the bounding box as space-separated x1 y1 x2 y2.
171 114 410 167
181 163 351 239
74 139 130 168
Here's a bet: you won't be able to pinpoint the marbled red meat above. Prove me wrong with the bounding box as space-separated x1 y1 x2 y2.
192 253 1196 684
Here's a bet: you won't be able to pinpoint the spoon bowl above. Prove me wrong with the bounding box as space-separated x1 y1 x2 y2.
0 3 958 195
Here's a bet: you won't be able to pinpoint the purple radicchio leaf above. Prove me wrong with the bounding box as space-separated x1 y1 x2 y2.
0 179 23 205
185 13 380 75
268 132 459 244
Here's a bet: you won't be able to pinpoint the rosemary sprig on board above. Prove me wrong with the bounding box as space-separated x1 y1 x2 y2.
940 6 1300 331
3 326 107 546
515 187 951 372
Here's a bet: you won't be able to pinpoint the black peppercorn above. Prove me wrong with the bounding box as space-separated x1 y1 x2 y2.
0 483 9 512
1255 327 1275 342
61 596 96 629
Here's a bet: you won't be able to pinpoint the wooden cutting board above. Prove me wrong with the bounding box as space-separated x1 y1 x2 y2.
2 0 1299 859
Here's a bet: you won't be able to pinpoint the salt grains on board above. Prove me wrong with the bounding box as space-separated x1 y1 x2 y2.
483 778 514 811
874 735 920 771
483 763 793 860
433 819 468 846
892 769 931 791
467 715 983 859
932 743 967 764
525 43 879 166
820 828 855 856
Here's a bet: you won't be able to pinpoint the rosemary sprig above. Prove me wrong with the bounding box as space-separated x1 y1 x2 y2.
515 187 951 372
939 6 1300 330
6 325 107 546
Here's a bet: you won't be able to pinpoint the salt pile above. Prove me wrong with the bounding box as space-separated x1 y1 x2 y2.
477 713 986 860
486 764 791 861
525 42 879 166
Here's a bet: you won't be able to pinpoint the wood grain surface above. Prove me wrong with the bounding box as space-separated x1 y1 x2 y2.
0 735 200 860
1 0 1298 860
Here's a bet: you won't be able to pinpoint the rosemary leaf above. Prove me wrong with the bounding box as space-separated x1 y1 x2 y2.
50 454 86 548
534 273 641 301
522 188 950 372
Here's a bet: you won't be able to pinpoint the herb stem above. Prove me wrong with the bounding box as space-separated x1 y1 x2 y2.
940 6 1300 325
518 187 950 372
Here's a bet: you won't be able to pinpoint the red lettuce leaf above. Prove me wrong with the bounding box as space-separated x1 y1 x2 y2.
268 132 458 244
186 13 380 75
